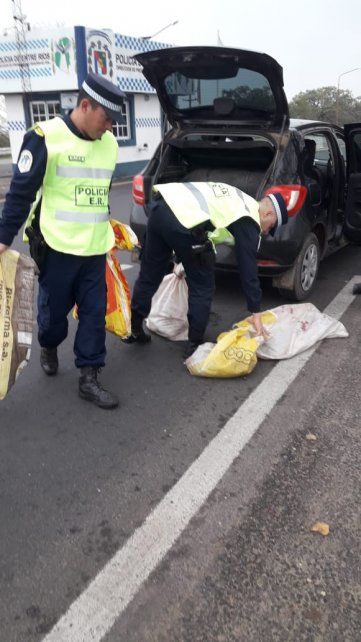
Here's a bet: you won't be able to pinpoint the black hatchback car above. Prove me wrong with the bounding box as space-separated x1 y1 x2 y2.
130 46 361 300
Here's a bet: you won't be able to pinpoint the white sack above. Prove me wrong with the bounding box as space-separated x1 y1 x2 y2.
146 263 189 341
257 303 348 360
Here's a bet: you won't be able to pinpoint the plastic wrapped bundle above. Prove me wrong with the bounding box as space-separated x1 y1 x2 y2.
0 250 36 400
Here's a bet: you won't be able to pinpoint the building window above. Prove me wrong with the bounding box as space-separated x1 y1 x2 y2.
30 100 61 124
112 100 130 140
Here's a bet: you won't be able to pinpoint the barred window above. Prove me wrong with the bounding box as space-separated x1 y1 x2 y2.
30 101 61 124
112 100 130 140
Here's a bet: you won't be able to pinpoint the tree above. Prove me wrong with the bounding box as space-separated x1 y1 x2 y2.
289 86 361 125
223 85 275 112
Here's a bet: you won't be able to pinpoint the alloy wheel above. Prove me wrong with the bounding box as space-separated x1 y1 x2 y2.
301 243 319 291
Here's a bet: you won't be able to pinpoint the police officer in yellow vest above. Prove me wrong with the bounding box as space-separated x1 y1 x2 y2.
0 73 126 409
126 182 289 357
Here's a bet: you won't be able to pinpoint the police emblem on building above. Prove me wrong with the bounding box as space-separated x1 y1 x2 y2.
52 36 75 73
86 29 114 80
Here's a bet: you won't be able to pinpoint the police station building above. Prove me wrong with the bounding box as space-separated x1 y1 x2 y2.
0 26 171 176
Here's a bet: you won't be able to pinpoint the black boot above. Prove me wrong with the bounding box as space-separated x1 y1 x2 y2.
40 347 58 376
183 341 201 359
122 320 151 344
78 367 119 409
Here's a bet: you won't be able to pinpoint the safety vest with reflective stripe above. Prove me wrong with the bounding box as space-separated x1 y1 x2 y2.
153 182 261 233
24 117 118 255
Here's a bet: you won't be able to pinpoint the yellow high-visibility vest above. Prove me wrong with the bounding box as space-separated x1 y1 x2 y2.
153 182 261 233
24 117 118 255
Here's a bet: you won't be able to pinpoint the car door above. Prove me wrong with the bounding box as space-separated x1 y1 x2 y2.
304 130 340 239
343 124 361 242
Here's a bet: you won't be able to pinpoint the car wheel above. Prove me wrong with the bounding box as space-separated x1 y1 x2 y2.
279 232 320 301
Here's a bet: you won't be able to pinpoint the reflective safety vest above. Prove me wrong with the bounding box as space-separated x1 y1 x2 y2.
24 117 118 255
153 182 261 234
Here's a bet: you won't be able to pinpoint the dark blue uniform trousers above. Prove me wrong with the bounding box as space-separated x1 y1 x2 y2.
37 249 107 368
132 199 215 343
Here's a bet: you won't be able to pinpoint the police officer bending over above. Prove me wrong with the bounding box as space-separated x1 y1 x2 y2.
0 73 126 409
126 182 289 358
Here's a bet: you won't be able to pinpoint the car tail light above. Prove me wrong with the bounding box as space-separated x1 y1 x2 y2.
132 174 145 205
264 185 307 216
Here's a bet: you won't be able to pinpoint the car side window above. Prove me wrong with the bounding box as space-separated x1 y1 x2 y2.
335 134 346 176
304 133 337 208
306 134 332 166
336 135 346 162
336 134 346 162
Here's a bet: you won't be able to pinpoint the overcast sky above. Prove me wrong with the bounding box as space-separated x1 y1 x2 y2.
2 0 361 100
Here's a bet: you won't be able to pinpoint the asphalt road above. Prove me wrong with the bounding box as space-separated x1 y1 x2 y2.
0 183 360 641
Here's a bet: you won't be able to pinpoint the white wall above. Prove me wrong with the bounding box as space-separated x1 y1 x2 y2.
117 94 162 165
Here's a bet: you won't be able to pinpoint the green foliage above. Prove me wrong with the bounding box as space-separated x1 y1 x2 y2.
289 86 361 125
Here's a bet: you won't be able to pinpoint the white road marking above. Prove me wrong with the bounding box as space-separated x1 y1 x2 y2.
42 277 360 642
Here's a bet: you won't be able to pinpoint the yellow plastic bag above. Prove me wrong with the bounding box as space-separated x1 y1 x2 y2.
106 220 138 338
110 218 138 251
186 327 259 378
73 220 138 338
231 310 277 335
105 250 131 338
186 311 277 378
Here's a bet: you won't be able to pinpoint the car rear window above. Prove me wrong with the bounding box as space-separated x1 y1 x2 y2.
165 69 276 114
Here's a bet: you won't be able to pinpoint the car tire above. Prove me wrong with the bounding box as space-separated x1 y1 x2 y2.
279 232 320 301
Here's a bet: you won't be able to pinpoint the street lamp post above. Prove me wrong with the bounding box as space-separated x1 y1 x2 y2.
336 67 361 125
141 20 178 40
